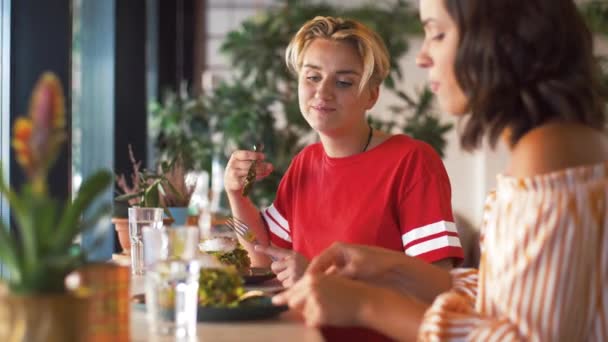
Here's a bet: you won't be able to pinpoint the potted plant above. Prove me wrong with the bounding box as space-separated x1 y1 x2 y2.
0 72 113 341
113 144 146 255
111 199 130 255
156 156 197 225
115 146 186 225
149 82 213 173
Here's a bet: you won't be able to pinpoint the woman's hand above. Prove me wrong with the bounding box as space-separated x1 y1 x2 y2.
224 150 273 195
273 273 427 340
272 273 373 327
255 245 309 287
308 242 402 281
310 242 453 302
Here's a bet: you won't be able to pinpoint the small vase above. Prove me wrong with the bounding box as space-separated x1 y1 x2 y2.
0 289 89 342
73 263 130 341
112 217 130 254
168 206 189 226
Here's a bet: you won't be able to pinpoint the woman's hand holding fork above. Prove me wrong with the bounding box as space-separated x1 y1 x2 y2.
224 149 273 196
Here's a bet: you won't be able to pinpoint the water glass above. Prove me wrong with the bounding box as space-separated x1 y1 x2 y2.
142 227 164 267
145 259 201 338
129 207 164 275
164 226 200 260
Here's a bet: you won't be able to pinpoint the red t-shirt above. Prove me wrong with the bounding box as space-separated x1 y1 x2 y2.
262 135 464 341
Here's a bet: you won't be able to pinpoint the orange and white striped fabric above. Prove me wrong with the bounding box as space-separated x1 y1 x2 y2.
419 161 608 341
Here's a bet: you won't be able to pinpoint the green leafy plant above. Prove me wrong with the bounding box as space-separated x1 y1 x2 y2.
580 1 608 116
581 0 608 36
383 87 453 158
115 146 186 216
157 156 196 208
150 82 213 172
0 72 113 294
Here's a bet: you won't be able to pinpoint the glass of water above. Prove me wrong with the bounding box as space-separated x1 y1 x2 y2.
128 207 164 275
164 226 200 260
145 259 201 338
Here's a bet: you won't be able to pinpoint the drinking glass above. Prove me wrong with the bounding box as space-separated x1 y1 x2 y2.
164 226 200 260
145 259 201 338
129 207 164 275
142 227 164 268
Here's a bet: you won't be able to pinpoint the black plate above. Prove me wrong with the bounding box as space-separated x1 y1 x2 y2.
241 267 276 285
132 295 287 322
198 296 287 321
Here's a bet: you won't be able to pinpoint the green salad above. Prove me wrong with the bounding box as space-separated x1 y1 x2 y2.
198 267 245 307
209 246 251 273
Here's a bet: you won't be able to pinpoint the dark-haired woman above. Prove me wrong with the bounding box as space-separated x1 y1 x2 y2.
274 0 608 340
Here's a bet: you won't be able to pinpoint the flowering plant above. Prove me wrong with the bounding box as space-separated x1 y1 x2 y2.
0 72 112 294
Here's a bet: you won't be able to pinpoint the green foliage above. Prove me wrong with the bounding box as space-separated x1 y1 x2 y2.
379 87 453 158
581 1 608 36
150 83 214 172
0 167 113 294
202 82 286 203
0 72 113 294
115 157 184 218
580 1 608 110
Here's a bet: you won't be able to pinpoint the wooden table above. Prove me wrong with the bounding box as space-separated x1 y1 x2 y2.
129 275 323 342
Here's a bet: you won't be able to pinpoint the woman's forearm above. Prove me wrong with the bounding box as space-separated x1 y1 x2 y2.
358 287 428 341
226 192 272 266
382 254 453 303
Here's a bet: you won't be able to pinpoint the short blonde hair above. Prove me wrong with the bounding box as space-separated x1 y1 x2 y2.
285 16 390 92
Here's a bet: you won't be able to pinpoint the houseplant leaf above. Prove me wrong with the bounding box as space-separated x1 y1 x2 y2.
53 170 113 251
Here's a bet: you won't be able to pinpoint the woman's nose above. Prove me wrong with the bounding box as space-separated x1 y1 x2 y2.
416 42 433 69
416 50 432 69
315 80 334 100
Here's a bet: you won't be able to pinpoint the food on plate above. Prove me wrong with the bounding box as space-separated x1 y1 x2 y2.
198 266 245 307
199 237 251 273
149 255 246 309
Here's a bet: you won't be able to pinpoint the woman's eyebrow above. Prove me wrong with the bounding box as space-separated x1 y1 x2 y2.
302 64 360 76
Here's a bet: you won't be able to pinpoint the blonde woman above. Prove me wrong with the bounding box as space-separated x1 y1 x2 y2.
225 16 463 341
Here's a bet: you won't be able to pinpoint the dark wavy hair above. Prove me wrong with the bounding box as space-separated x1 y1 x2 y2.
444 0 607 151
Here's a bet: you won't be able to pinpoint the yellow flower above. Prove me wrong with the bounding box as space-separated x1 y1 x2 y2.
11 117 34 174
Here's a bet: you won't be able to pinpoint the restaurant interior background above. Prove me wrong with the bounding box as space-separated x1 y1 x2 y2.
1 0 607 269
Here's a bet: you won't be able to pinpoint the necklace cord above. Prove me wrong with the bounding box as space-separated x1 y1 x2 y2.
362 124 373 152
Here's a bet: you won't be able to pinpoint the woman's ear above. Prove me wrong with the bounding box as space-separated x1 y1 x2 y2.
365 84 380 110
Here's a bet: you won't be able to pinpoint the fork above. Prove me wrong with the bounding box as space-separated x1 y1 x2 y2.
225 216 278 261
225 216 259 245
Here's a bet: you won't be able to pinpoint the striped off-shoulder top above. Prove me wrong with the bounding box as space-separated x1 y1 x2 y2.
419 161 608 341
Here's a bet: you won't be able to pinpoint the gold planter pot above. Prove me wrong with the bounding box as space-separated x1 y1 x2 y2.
0 290 89 342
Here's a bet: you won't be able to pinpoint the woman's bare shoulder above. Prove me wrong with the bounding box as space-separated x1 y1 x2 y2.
509 122 608 178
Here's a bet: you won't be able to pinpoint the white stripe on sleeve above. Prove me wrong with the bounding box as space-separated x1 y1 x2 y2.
262 209 292 243
405 235 462 257
266 204 290 232
401 220 457 246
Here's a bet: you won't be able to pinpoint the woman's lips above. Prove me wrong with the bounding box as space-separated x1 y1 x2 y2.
311 105 336 113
